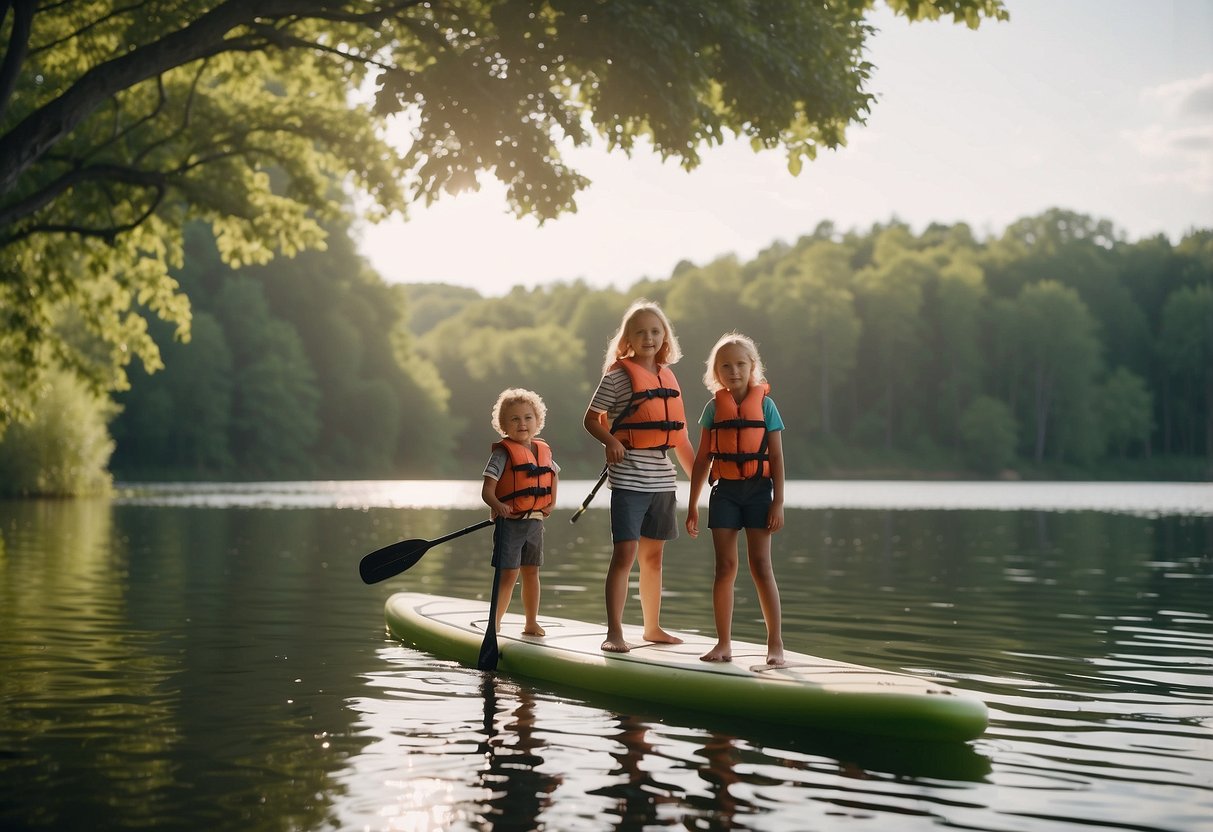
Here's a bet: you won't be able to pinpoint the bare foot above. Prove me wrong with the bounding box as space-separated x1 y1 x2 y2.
700 643 732 662
643 628 684 645
522 623 546 637
601 636 631 653
766 646 786 667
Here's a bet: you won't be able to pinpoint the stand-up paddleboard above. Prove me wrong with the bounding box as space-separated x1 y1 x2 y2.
385 592 988 741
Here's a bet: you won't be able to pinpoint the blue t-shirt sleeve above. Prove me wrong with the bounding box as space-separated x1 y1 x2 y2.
764 397 785 431
699 396 783 430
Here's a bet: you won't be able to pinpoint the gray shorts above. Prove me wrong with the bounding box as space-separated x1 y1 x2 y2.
709 478 773 530
491 518 544 569
610 489 678 543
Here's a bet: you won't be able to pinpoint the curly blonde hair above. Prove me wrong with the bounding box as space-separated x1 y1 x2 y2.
600 298 682 376
490 388 547 437
702 332 767 392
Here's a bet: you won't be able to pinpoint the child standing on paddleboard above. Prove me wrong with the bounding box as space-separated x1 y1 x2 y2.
583 299 695 653
685 333 786 666
482 388 559 636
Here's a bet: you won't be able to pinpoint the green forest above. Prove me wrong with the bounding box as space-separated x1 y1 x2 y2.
5 207 1209 494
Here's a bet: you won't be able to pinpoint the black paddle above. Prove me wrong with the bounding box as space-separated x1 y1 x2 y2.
570 465 609 524
359 518 493 584
478 519 504 670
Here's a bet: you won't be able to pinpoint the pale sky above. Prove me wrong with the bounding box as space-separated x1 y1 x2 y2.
356 0 1213 297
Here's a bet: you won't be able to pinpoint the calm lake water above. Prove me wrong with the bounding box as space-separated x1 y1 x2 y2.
1 480 1210 832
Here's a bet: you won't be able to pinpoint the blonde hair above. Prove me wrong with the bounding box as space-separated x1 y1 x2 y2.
490 388 547 437
702 332 767 392
601 298 682 376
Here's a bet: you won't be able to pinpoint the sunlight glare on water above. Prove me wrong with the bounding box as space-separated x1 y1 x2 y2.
118 479 1213 515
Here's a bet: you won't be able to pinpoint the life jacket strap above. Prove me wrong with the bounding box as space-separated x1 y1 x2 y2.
630 387 680 401
510 463 554 476
499 485 553 503
619 419 685 432
709 418 766 430
713 451 769 463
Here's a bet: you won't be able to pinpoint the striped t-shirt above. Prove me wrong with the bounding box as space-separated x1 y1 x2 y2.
588 367 681 493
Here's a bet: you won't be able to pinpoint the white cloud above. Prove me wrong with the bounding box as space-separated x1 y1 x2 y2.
1130 73 1213 194
1143 71 1213 117
1127 124 1213 194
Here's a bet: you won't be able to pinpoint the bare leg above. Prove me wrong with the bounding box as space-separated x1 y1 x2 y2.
520 565 545 636
745 528 785 665
702 529 740 662
494 567 520 630
603 539 638 652
638 536 682 644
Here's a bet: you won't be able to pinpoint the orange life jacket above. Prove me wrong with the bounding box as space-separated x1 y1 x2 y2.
709 383 771 481
609 358 687 451
493 438 554 513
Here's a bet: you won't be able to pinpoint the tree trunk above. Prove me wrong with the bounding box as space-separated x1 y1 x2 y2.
1033 365 1052 463
818 331 831 436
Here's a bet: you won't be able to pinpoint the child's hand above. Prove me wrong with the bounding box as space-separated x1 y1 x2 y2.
767 502 784 533
604 436 627 465
685 507 700 538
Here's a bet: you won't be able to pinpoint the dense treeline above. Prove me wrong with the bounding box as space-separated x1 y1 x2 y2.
411 210 1212 480
120 207 1213 482
108 219 454 481
2 207 1210 493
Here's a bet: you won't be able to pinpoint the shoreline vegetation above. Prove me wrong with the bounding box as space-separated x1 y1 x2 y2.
1 210 1210 498
102 453 1213 487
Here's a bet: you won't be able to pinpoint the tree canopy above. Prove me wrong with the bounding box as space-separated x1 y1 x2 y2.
0 0 1009 430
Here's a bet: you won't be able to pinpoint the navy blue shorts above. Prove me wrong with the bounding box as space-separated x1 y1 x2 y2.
708 478 773 530
609 489 678 543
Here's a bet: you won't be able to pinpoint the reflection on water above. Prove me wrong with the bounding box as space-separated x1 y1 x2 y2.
1 483 1211 832
348 646 996 831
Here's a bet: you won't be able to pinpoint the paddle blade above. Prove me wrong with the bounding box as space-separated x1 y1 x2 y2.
477 622 500 670
359 538 429 584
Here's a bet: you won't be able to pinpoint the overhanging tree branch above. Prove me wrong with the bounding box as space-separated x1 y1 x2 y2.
3 183 165 246
0 0 322 195
0 163 169 233
0 1 436 217
0 0 35 123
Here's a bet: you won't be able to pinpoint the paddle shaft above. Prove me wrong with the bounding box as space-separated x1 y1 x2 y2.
477 519 504 670
427 518 495 549
571 400 652 524
570 465 608 523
